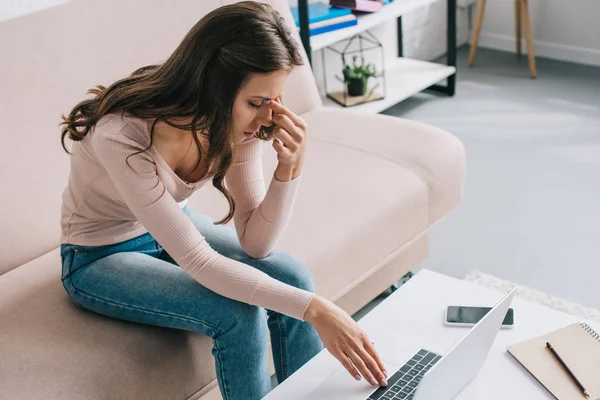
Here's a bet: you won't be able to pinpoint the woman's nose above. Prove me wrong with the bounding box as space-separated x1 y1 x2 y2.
256 106 273 125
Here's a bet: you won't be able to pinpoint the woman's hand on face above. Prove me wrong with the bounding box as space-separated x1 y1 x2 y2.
266 98 307 170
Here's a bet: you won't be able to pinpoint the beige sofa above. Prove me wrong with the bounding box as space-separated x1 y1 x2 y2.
0 0 466 399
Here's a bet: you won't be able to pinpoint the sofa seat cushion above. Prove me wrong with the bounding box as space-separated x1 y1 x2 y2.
0 248 215 400
190 134 431 301
303 108 466 224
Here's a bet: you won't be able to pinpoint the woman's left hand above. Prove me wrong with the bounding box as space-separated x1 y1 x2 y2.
267 98 307 180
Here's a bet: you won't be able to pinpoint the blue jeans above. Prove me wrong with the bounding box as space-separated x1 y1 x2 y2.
60 208 324 400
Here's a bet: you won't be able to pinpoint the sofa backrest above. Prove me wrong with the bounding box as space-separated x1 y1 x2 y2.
0 0 322 275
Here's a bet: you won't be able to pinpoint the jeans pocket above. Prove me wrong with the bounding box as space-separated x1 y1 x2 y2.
61 245 106 285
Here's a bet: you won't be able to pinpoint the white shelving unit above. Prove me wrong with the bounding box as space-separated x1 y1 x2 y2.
296 0 457 113
310 0 441 51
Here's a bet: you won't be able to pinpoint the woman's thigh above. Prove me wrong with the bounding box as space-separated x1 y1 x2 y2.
62 247 264 337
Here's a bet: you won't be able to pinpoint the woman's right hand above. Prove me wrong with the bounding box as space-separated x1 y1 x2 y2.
304 294 388 387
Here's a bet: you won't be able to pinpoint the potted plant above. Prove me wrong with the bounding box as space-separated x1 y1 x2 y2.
341 55 377 97
325 32 386 107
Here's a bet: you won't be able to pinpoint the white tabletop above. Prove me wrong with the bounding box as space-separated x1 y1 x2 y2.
264 269 599 399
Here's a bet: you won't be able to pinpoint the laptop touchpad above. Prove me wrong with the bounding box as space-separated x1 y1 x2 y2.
304 359 399 400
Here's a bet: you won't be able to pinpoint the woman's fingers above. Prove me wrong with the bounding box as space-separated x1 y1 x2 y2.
272 137 286 154
267 98 307 129
348 349 380 386
272 114 303 142
364 340 387 378
334 351 362 381
273 126 297 150
355 344 387 385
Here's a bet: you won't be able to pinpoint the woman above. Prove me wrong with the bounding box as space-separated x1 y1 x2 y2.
59 2 386 399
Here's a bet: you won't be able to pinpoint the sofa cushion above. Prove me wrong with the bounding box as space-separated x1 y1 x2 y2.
190 136 430 300
0 249 215 400
302 108 466 224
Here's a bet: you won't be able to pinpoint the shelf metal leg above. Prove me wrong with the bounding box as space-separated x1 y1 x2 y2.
427 0 457 96
397 16 403 57
298 0 312 66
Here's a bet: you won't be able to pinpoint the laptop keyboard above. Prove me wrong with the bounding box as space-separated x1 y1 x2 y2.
366 349 442 400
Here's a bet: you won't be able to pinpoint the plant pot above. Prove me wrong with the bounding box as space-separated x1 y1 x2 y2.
346 78 367 97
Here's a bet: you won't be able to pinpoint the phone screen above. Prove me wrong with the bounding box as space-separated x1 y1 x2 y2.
446 306 514 326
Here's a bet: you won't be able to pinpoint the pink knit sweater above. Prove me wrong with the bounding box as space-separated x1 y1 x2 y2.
61 113 314 321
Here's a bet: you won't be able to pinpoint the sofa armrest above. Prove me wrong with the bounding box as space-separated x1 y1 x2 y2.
300 107 466 223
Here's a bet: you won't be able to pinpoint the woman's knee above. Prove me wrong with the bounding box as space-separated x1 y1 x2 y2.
214 299 267 337
258 251 316 293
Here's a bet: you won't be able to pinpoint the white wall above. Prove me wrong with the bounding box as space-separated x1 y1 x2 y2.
0 0 72 21
473 0 600 66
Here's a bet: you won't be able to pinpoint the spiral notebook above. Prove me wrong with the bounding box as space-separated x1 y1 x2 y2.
507 323 600 399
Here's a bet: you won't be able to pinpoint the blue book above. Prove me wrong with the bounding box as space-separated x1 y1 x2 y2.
290 2 352 27
309 18 358 36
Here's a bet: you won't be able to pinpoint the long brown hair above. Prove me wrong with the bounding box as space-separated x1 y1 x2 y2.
60 1 303 224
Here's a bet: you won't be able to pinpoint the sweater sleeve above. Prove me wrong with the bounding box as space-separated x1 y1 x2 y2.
91 123 314 321
225 137 301 259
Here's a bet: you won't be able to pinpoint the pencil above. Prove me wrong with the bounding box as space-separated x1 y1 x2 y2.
546 342 590 398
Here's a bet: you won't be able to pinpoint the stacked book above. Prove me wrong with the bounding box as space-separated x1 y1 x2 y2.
290 2 357 36
330 0 394 13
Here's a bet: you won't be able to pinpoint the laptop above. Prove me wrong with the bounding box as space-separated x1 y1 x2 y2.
307 288 517 400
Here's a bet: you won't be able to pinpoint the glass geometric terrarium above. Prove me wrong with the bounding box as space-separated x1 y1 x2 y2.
322 31 386 107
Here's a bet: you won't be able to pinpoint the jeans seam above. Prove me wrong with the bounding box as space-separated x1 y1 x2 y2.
70 286 222 336
276 314 287 380
213 337 229 400
63 250 85 308
65 277 85 308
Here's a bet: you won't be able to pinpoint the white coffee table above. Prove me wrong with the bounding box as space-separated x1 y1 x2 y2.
264 269 599 399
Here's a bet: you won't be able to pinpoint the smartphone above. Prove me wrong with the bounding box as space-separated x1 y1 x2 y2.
445 305 515 329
